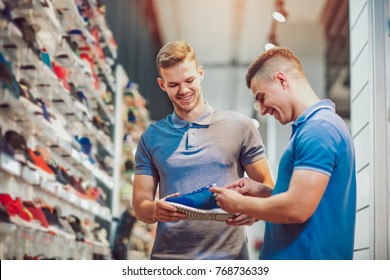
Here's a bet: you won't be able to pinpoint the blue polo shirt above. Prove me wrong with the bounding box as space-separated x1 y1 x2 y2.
136 103 265 259
260 99 356 260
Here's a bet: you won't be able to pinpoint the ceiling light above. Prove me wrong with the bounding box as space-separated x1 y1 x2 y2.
272 11 286 23
272 0 288 23
264 43 276 51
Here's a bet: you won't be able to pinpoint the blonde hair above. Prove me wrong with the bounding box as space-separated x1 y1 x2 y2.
156 41 198 76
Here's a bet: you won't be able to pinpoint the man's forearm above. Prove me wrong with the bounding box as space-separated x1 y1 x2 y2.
259 184 273 197
134 200 157 224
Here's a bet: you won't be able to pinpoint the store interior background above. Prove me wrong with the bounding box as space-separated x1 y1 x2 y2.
102 0 350 259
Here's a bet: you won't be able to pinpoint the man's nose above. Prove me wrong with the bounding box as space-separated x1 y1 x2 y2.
179 84 190 94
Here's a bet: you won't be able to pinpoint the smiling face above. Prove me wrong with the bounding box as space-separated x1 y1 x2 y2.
157 57 204 121
250 73 293 125
246 47 307 125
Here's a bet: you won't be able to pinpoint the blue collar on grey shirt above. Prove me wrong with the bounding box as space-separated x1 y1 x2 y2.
172 102 214 129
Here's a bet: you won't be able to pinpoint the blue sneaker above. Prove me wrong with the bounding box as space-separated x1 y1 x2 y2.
165 184 235 221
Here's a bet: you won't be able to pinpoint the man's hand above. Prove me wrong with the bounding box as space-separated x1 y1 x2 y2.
209 187 244 214
156 193 186 222
226 213 256 226
225 177 273 198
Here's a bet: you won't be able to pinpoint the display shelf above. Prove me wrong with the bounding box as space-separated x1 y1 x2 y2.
1 101 113 192
0 221 111 259
53 0 96 48
0 20 29 59
10 0 64 41
0 152 22 177
89 4 118 60
0 0 121 260
0 221 17 237
26 176 110 224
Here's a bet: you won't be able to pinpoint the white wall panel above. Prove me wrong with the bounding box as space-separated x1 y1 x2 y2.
349 0 368 28
351 45 369 100
354 207 370 250
356 166 370 210
354 126 370 171
351 84 369 135
350 4 368 64
353 249 370 260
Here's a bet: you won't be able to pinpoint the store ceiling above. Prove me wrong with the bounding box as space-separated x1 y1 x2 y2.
152 0 326 67
104 0 351 122
150 0 332 119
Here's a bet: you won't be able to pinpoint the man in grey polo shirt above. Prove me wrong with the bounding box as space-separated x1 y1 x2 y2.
133 41 274 260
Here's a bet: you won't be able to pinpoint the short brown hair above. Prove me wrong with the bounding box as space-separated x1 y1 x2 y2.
245 47 305 88
156 41 198 76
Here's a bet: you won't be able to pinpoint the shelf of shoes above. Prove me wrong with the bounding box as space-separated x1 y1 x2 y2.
87 2 117 60
4 0 116 125
0 221 99 259
0 169 110 259
0 146 111 221
122 82 151 151
116 81 154 260
0 0 121 259
51 0 116 123
1 22 115 184
0 84 114 192
128 223 154 260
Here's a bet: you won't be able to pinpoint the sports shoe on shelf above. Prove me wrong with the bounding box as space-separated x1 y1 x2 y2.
164 184 235 222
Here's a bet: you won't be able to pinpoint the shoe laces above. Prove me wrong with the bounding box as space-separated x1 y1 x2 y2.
184 185 213 196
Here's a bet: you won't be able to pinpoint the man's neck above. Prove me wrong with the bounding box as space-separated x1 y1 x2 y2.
291 85 320 121
176 99 206 122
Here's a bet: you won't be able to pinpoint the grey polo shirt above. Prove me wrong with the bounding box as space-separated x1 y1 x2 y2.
135 102 265 259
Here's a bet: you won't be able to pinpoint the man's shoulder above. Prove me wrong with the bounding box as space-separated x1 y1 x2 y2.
146 115 172 129
213 108 251 121
141 116 172 138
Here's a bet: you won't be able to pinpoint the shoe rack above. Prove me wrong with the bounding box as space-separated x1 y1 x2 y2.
111 65 155 260
0 0 126 260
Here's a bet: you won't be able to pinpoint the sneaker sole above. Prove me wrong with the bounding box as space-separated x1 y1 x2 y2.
164 202 235 221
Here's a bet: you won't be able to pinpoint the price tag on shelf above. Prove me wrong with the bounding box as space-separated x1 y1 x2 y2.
0 153 21 177
36 231 54 245
68 192 78 204
21 166 41 186
80 199 90 210
17 227 36 241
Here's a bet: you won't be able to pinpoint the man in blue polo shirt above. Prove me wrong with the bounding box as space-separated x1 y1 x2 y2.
211 47 356 259
133 41 275 259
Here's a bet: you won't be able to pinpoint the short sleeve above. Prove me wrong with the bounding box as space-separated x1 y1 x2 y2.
240 116 265 166
294 121 343 176
135 129 159 177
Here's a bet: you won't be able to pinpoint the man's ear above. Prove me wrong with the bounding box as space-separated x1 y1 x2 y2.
157 77 166 92
274 72 287 88
198 65 204 82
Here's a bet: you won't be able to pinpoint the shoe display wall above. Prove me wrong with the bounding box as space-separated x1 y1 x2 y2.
114 80 155 260
0 0 124 260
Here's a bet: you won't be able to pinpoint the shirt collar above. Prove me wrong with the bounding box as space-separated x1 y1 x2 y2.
291 99 335 134
172 102 214 128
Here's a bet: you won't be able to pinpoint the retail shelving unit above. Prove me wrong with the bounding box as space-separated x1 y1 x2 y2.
0 0 121 259
111 65 155 260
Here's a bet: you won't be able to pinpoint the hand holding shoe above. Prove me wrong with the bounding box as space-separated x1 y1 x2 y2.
155 193 186 222
225 177 273 198
226 213 256 227
209 187 244 214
